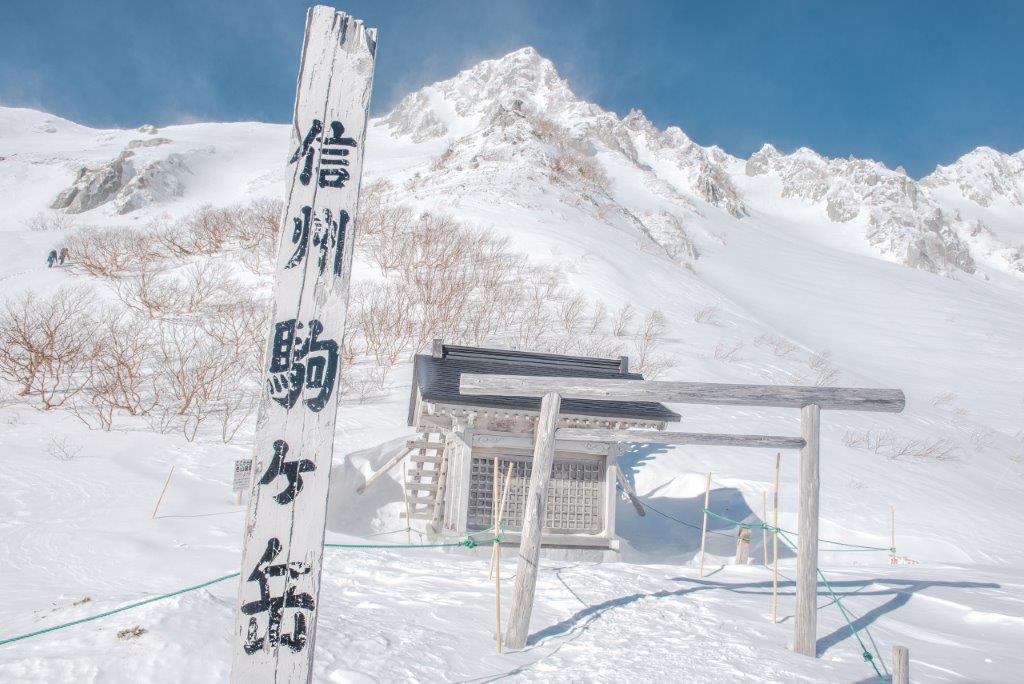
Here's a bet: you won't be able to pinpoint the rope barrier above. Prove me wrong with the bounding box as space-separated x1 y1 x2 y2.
0 530 500 648
616 484 735 537
701 508 895 553
621 487 890 682
776 529 886 683
0 572 240 648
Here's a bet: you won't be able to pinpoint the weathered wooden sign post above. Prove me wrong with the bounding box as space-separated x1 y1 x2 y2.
231 6 376 682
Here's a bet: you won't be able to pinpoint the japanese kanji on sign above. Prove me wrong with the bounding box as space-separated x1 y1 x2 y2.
230 6 377 683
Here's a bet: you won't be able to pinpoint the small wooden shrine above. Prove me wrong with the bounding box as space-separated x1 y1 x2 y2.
402 341 680 553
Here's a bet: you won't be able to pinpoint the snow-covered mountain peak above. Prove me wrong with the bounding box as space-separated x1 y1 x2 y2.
922 145 1024 207
382 46 584 142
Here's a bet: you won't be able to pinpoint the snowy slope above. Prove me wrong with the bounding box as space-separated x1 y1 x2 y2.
2 47 1024 682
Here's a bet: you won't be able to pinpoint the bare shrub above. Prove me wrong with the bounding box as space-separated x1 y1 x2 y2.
629 309 675 378
530 113 611 195
573 336 625 359
48 435 82 462
509 277 558 351
151 207 220 260
550 148 611 195
844 428 958 461
234 199 283 274
72 312 158 430
151 322 236 441
584 301 608 336
0 288 100 408
842 429 871 449
558 294 587 338
931 391 957 406
529 114 564 143
753 334 798 358
350 365 390 403
114 262 243 319
713 339 744 362
693 305 721 326
229 199 282 248
199 295 271 373
807 350 840 386
889 437 958 461
354 282 416 368
25 211 77 232
611 303 635 337
356 180 415 272
64 227 160 278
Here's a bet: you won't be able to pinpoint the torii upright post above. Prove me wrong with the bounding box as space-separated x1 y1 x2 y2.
230 7 377 683
794 403 821 656
505 392 562 649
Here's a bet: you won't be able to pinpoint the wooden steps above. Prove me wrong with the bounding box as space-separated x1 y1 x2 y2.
402 430 449 528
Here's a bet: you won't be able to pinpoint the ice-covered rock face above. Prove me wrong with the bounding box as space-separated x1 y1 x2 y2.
50 149 188 215
748 146 976 275
922 147 1024 207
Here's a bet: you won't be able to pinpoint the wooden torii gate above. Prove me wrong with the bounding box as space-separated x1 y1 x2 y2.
459 374 905 655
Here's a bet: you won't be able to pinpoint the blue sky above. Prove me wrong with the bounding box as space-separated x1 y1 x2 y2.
2 1 1021 177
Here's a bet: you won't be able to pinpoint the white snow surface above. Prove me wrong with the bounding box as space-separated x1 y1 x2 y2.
2 48 1024 682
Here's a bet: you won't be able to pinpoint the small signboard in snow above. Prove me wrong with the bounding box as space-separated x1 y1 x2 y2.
233 459 253 492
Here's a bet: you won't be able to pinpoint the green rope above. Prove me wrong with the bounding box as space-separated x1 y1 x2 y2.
0 531 500 648
366 526 426 539
616 484 734 537
702 508 895 553
777 530 885 683
0 572 240 648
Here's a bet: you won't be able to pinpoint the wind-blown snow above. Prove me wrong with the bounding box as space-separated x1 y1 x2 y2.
2 47 1024 682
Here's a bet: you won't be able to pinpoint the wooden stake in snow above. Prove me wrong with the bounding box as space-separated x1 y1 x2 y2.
892 644 910 684
491 464 513 653
490 466 514 580
505 392 561 650
698 471 712 578
735 528 752 565
772 452 780 624
492 458 501 653
794 404 821 657
152 464 175 519
890 504 897 565
230 7 376 682
762 491 768 566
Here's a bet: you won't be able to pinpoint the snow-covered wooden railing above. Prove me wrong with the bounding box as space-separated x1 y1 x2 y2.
230 7 377 683
459 374 906 656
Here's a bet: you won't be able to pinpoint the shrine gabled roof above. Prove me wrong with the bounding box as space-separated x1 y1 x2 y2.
408 344 681 425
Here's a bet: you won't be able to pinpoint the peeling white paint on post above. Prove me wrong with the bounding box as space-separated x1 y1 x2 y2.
794 403 821 657
505 392 561 649
230 7 376 683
